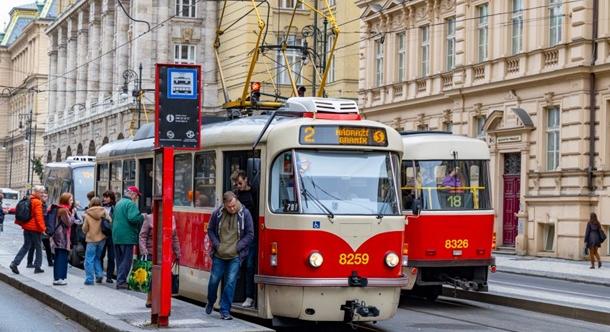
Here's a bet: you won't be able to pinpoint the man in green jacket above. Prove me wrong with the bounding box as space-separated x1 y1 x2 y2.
112 186 144 289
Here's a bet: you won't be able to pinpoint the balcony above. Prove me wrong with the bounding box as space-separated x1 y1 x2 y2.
473 65 485 81
416 79 427 92
441 73 453 89
543 49 559 67
505 56 520 75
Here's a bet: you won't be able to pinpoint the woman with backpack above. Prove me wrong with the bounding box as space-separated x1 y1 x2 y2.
585 213 607 269
82 197 112 285
52 193 75 285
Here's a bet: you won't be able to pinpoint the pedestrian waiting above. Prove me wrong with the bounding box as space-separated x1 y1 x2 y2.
112 186 144 289
83 197 112 285
9 186 47 275
27 192 54 267
585 213 607 269
100 190 117 283
52 193 76 285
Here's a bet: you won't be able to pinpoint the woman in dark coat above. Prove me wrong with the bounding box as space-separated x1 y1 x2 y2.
584 213 604 269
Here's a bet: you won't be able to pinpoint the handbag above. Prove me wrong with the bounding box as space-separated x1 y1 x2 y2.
128 257 152 293
172 261 180 295
600 229 607 243
101 218 112 237
584 247 589 256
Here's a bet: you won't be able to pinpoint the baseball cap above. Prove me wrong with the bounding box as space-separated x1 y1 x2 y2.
127 186 141 196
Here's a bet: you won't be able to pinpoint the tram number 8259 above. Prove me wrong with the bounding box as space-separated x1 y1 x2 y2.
339 253 370 265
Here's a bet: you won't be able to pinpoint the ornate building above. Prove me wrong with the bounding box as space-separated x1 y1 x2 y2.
0 0 57 193
358 0 610 260
43 0 218 162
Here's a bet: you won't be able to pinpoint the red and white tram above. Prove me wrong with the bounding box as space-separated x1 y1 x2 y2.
96 97 408 322
400 132 495 300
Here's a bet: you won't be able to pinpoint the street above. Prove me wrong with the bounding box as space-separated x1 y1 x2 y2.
0 280 87 331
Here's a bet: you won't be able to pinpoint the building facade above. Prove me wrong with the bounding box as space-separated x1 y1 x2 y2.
0 1 56 193
216 0 360 105
43 0 218 162
358 0 610 260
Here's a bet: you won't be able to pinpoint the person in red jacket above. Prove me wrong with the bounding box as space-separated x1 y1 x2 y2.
10 185 47 274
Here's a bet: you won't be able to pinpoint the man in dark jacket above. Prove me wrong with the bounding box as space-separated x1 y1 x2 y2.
205 191 253 320
234 171 258 308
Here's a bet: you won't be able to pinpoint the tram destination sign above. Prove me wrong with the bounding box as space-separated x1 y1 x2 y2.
299 125 388 146
155 64 201 150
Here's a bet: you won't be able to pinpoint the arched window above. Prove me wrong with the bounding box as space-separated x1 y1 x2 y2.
76 143 83 155
55 148 62 162
47 151 52 163
117 133 125 140
102 137 109 146
88 140 96 156
66 146 72 158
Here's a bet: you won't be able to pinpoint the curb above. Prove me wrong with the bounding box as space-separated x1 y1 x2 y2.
0 266 138 332
442 287 610 326
496 266 610 286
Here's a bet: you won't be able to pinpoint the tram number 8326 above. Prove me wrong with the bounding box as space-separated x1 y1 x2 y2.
444 239 469 249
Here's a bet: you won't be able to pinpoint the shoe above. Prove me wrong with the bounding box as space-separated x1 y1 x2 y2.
590 266 595 269
242 297 254 308
26 264 34 269
116 284 128 290
9 263 19 275
53 280 63 285
84 281 94 286
96 278 103 284
33 268 44 274
145 303 152 308
59 279 68 285
599 262 602 268
205 303 213 315
106 278 114 284
220 314 233 320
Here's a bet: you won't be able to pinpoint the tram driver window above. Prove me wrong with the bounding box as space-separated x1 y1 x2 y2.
174 154 194 207
194 151 216 208
270 151 298 213
401 161 416 211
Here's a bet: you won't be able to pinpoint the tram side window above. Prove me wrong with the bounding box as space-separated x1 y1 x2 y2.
123 159 136 189
270 151 298 213
110 161 123 198
194 151 216 208
401 161 416 211
174 153 193 207
97 163 109 196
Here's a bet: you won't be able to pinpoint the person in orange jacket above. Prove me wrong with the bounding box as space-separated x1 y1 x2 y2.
10 185 47 274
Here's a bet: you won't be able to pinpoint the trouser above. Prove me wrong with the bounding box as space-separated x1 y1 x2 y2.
589 246 601 265
207 256 240 316
28 237 53 266
85 240 106 283
53 249 69 281
115 244 134 286
101 237 116 279
244 243 257 299
12 230 42 268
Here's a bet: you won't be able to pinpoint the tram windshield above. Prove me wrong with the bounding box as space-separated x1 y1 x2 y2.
270 150 400 215
401 160 491 211
73 167 95 210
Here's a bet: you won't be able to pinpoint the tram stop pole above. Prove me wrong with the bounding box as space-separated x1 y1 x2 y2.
151 147 174 326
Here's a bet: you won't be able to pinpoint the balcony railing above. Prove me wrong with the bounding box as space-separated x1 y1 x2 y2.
473 65 485 80
544 49 559 67
505 56 520 74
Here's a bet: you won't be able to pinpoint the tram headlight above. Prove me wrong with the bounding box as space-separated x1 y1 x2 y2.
385 252 400 268
308 252 324 268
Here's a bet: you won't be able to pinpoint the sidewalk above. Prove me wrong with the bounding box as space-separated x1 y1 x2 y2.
494 253 610 285
0 219 271 332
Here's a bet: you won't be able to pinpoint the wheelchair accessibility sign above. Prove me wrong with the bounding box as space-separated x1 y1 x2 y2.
167 68 197 99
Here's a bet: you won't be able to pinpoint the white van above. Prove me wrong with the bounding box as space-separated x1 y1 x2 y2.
0 188 20 210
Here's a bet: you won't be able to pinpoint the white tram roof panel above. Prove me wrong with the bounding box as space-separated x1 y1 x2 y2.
402 133 490 160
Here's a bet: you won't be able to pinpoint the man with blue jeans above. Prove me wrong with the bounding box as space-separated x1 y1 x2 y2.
84 240 105 284
206 191 254 320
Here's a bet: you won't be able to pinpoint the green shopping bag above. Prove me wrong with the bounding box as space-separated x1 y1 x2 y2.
128 257 152 293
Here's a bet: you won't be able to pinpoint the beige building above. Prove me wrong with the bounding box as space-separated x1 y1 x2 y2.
43 0 219 161
0 1 55 193
216 0 360 106
358 0 610 260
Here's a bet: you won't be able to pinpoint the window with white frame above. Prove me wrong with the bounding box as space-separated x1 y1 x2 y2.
396 32 406 82
549 0 563 46
176 0 196 18
375 38 384 86
512 0 523 54
174 44 196 64
477 4 488 62
326 34 335 83
420 25 429 76
277 35 304 85
446 17 456 70
546 106 560 170
281 0 304 9
475 115 486 140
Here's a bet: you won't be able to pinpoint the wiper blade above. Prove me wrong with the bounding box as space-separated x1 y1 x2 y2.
301 188 334 220
377 187 396 221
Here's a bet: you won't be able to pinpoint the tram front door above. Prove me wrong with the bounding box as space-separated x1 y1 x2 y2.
139 158 154 212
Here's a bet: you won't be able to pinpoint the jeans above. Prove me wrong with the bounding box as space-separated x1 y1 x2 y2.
244 243 257 299
115 244 134 286
12 230 42 268
85 240 106 283
53 249 69 281
207 256 240 316
101 237 115 279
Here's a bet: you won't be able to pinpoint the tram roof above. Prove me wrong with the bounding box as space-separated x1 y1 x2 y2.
44 161 95 169
401 133 490 160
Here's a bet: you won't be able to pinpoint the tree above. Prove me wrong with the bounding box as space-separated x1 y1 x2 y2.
32 156 44 184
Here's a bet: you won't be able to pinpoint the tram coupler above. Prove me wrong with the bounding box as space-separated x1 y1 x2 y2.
347 271 368 287
441 274 479 291
340 300 380 322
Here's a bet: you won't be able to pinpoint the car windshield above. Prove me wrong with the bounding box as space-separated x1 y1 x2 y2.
3 193 18 200
73 166 95 211
294 150 400 215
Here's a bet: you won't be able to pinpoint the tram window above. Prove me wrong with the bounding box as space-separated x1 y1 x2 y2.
174 153 194 207
270 151 298 213
401 161 416 211
123 159 136 189
194 151 216 208
110 161 123 198
97 163 109 196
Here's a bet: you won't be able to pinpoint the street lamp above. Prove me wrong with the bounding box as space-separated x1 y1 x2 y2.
19 109 35 190
1 134 14 187
122 63 143 129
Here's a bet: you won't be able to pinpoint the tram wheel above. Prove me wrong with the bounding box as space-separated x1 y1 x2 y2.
424 285 442 302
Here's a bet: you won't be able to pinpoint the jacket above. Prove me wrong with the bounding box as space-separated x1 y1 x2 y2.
112 198 144 245
52 207 73 250
83 206 111 243
207 204 254 263
584 222 603 248
17 195 46 234
139 214 180 259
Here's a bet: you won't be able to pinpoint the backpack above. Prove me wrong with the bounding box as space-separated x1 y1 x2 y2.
15 197 32 223
45 204 61 236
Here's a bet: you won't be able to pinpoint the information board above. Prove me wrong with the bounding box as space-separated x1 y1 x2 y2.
299 125 388 146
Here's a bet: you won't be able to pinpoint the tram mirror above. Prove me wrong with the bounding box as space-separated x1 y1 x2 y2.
247 158 261 189
412 198 422 216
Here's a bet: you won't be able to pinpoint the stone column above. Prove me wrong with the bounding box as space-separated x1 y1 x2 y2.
99 0 115 101
47 33 58 128
115 0 129 90
56 26 67 124
87 0 101 106
65 18 77 117
157 0 170 64
76 10 89 111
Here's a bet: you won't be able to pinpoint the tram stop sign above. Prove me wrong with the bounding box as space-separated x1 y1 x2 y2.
155 64 202 149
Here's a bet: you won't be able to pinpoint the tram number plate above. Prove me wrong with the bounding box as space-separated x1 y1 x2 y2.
444 239 469 249
339 253 369 265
